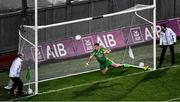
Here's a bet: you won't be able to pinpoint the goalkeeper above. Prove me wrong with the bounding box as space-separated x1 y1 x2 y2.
86 43 126 74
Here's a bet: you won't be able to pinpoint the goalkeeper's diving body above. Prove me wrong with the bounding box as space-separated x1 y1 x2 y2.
86 43 124 74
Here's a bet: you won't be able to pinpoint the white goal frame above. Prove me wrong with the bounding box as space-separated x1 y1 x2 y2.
24 0 157 95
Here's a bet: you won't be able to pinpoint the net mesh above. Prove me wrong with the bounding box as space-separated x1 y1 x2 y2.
18 4 154 93
18 27 36 93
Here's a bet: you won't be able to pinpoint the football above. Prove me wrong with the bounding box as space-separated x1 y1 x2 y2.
75 35 82 40
139 62 144 67
27 88 33 95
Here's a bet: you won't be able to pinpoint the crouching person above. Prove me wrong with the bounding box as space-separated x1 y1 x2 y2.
9 53 24 98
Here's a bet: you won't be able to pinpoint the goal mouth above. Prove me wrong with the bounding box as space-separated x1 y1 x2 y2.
18 1 156 95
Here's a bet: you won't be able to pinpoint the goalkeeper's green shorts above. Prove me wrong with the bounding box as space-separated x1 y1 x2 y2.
99 60 112 70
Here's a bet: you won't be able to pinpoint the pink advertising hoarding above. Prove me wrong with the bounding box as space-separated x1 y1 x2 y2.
23 17 180 62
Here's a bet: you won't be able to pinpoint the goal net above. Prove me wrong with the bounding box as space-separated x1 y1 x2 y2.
18 3 156 94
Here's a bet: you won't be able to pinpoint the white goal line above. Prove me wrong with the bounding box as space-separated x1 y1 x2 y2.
19 65 179 100
23 64 150 86
167 96 180 101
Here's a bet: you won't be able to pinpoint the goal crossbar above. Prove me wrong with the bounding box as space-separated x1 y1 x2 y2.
24 5 155 30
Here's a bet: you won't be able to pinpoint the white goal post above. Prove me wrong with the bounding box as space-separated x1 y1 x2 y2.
20 0 156 95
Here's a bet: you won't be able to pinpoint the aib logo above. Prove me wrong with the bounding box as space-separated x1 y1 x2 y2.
82 36 94 53
130 27 144 43
31 46 45 62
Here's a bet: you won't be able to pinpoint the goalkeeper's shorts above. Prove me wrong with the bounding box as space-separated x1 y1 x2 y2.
99 60 112 70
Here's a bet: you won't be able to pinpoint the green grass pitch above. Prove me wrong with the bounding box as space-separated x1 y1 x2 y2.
0 39 180 101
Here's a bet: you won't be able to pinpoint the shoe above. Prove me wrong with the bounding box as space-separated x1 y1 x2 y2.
143 66 151 71
17 92 28 98
10 90 17 97
4 86 12 90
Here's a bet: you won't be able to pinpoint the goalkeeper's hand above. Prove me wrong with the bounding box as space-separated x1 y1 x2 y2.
104 49 111 54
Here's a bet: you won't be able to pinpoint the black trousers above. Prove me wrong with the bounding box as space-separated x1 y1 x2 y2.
10 77 23 97
159 45 175 65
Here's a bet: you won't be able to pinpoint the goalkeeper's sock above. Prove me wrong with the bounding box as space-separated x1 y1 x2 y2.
122 64 130 68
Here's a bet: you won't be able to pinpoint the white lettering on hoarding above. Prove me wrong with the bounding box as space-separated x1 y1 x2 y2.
130 27 144 43
84 39 93 51
144 25 161 39
97 34 116 48
155 25 161 38
57 43 67 56
31 46 45 62
130 26 161 43
145 27 153 40
47 45 56 59
47 43 67 59
82 37 94 53
53 44 59 57
107 34 116 47
97 36 106 48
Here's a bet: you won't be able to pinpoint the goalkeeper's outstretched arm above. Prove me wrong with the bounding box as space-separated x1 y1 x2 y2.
87 55 93 65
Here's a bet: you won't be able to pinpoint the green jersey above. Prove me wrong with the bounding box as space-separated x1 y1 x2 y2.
91 48 108 64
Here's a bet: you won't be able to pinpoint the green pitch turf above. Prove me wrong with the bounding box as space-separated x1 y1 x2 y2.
21 65 180 101
0 39 180 101
2 66 180 101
